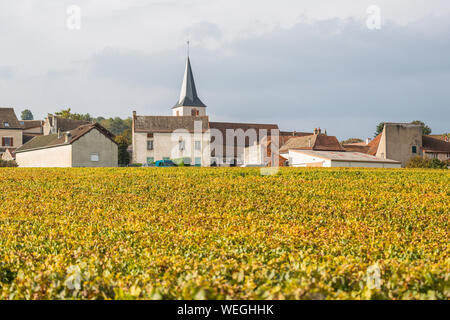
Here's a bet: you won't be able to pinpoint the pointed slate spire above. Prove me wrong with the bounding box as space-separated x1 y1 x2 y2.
173 56 207 108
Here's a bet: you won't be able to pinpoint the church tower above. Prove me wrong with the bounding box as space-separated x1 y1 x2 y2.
172 52 207 117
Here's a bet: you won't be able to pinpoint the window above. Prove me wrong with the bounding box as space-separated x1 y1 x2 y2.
147 157 154 165
4 122 9 127
191 109 199 116
195 157 201 166
412 146 417 154
178 140 185 151
90 153 99 162
195 141 201 150
1 137 13 147
176 111 180 116
147 140 154 150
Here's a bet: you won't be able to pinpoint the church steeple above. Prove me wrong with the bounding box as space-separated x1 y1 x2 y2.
172 44 207 117
174 57 207 109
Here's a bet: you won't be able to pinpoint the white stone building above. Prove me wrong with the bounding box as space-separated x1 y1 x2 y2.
132 114 211 166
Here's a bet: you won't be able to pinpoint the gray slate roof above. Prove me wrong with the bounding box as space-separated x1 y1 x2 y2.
50 116 91 132
134 115 209 133
16 123 116 153
422 135 450 153
173 57 207 108
0 108 21 129
21 120 44 129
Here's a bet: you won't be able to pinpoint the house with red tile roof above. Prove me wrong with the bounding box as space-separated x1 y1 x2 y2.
345 123 450 166
278 128 400 168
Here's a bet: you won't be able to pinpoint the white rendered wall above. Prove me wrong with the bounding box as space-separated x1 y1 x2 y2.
16 145 72 167
331 160 401 168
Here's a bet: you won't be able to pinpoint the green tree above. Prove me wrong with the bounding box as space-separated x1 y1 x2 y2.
0 159 18 167
115 133 131 166
374 122 385 137
375 120 432 137
406 156 447 169
95 117 132 136
54 108 92 121
406 156 432 168
411 120 432 135
21 109 34 120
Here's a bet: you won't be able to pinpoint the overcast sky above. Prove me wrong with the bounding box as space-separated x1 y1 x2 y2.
0 1 449 139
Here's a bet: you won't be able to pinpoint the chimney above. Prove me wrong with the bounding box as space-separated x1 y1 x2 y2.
133 110 136 117
293 130 296 136
314 128 318 135
318 128 322 134
53 115 57 134
65 132 71 143
366 138 372 145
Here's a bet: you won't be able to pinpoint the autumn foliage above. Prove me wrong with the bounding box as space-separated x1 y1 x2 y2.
0 168 448 299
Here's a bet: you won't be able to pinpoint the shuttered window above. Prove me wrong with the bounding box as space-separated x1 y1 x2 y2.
2 137 13 147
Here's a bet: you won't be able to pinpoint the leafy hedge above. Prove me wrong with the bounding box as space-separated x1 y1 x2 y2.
406 156 448 169
0 159 17 167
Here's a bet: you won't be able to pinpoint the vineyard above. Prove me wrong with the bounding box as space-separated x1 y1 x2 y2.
0 168 448 300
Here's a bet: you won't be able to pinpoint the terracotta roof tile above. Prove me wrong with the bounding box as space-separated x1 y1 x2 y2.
367 133 382 155
280 134 345 153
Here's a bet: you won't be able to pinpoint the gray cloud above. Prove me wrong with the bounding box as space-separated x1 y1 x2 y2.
78 17 450 138
1 6 450 140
